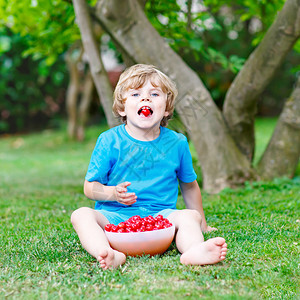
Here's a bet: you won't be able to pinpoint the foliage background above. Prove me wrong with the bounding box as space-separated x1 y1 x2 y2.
0 27 68 132
0 0 299 134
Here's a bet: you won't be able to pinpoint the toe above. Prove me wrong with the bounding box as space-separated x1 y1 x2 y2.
214 237 226 246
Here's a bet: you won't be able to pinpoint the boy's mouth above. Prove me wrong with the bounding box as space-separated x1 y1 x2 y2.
138 106 153 117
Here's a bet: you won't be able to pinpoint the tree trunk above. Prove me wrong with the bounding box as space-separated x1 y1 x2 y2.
92 0 254 193
77 69 94 141
65 47 81 139
72 0 120 128
223 0 300 161
257 77 300 179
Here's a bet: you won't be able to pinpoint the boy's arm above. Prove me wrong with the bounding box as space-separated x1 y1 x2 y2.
179 180 217 232
84 180 137 205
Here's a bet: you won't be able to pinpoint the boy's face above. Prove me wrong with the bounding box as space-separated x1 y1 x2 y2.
119 80 169 132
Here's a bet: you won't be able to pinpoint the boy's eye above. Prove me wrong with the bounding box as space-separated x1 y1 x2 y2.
151 93 159 97
132 93 140 97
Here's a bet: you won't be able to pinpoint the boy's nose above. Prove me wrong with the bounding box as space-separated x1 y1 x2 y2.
141 98 150 102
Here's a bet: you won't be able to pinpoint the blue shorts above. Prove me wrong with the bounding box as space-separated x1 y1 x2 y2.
96 207 177 225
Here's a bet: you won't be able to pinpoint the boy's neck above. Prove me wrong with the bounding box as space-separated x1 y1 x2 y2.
125 124 161 141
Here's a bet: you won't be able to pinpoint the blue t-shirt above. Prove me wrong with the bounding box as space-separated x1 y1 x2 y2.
85 124 197 213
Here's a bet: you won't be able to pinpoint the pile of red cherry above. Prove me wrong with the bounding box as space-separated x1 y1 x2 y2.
105 215 173 233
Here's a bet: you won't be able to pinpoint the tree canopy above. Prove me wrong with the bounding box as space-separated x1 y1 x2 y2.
0 0 81 64
0 0 299 192
72 0 300 192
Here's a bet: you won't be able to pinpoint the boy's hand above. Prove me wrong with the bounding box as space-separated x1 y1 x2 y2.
202 225 218 233
114 182 137 205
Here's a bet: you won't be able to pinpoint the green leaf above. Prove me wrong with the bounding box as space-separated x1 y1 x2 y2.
189 39 204 51
38 60 50 76
293 39 300 54
207 47 229 68
0 35 12 53
229 55 246 73
45 54 57 66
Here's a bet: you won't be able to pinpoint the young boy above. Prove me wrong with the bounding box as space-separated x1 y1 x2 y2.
71 64 227 270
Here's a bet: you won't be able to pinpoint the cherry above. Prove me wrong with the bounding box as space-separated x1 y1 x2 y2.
111 225 118 232
118 222 126 229
155 215 163 221
141 109 151 117
105 224 113 231
105 215 173 233
146 224 153 231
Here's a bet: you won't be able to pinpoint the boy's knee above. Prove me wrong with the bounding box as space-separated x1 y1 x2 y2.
173 209 202 224
183 209 202 223
70 207 91 225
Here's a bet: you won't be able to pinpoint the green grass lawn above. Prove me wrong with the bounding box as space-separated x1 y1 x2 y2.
0 118 299 299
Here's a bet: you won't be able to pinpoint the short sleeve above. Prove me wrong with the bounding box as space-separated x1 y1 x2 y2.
177 137 197 183
85 134 112 184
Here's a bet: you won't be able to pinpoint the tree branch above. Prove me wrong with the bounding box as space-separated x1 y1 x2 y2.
65 45 81 139
223 0 300 161
72 0 120 128
137 0 148 9
257 76 300 179
93 0 254 193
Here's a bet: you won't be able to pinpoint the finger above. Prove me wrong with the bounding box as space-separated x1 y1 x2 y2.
118 192 136 199
116 187 127 194
125 195 137 202
123 192 136 198
118 199 136 205
118 181 131 188
118 195 137 204
119 195 137 203
205 226 218 232
116 182 131 194
122 198 137 205
122 197 136 203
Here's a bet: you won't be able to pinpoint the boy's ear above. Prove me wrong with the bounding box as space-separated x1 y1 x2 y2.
164 111 169 117
118 110 126 117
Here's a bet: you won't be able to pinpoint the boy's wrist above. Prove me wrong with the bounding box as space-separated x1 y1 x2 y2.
90 182 117 201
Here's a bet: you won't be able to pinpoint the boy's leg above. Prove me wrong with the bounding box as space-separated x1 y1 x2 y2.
167 209 227 265
71 207 126 269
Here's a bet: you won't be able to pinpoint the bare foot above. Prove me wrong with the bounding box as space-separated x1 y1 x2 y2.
180 237 227 265
97 248 126 270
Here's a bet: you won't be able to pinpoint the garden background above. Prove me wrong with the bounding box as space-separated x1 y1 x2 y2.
0 0 299 299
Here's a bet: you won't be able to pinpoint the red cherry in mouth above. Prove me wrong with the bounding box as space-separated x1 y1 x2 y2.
141 108 151 117
138 106 153 117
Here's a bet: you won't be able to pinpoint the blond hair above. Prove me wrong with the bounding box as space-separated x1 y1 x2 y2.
113 64 178 127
